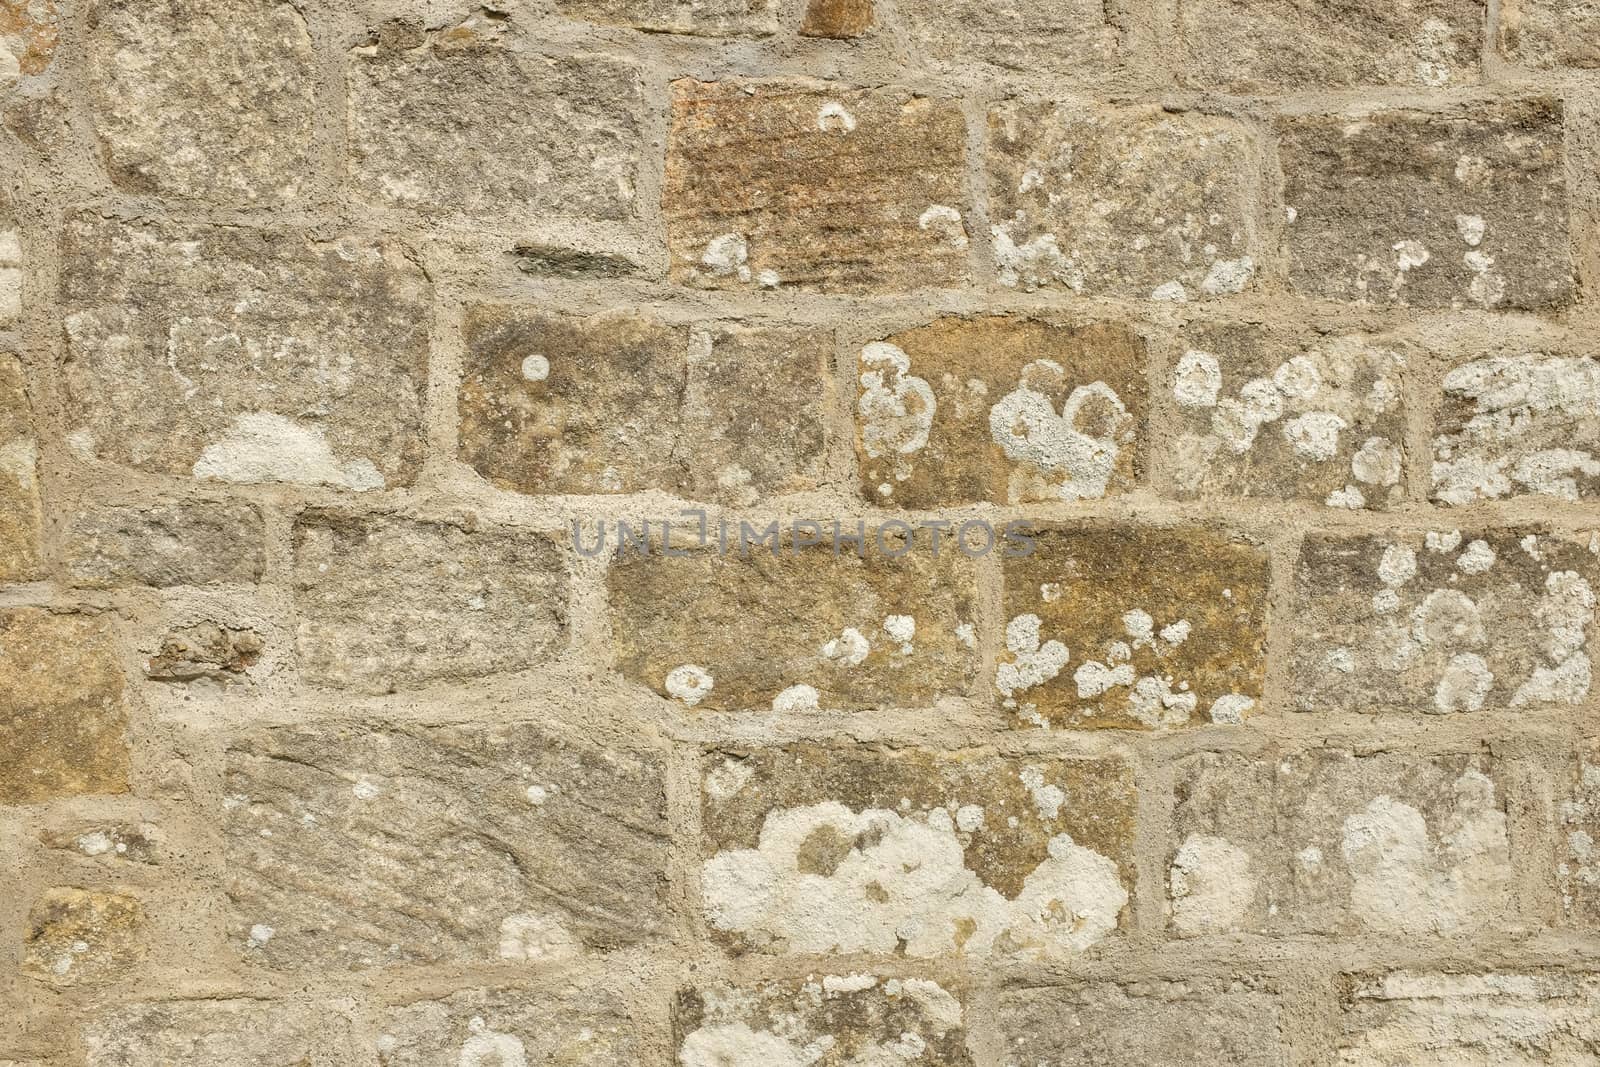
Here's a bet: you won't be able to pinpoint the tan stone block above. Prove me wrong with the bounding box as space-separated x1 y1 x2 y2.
1501 0 1600 67
1557 742 1600 923
21 888 146 987
1339 973 1600 1063
82 999 355 1066
40 822 164 865
801 0 873 37
898 0 1119 78
855 316 1146 508
63 501 266 589
375 984 640 1064
143 622 263 684
0 354 40 582
558 0 776 34
0 0 59 78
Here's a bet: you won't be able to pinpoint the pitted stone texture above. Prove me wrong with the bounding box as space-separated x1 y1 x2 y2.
86 0 315 202
609 535 978 712
997 980 1289 1066
1339 973 1600 1062
224 721 668 970
855 316 1147 507
699 746 1135 957
1170 750 1511 936
40 822 164 865
0 354 40 581
64 501 266 588
1558 743 1600 922
899 0 1118 78
1000 526 1269 729
1176 0 1482 90
987 103 1259 298
21 888 146 987
292 512 567 692
82 999 353 1066
1292 529 1596 713
0 610 128 805
558 0 775 34
375 984 640 1064
1433 352 1600 504
1279 100 1570 309
0 202 19 326
1170 324 1410 509
460 306 829 503
61 216 430 491
1501 0 1600 67
0 0 59 80
676 976 971 1064
801 0 873 37
348 32 644 223
145 623 264 684
664 80 969 293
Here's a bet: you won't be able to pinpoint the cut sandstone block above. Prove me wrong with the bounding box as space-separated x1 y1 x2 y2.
855 316 1147 507
558 0 776 34
375 984 640 1065
898 0 1119 77
21 888 146 987
1279 100 1570 309
82 999 354 1066
987 103 1259 298
698 745 1135 957
1292 529 1597 713
801 0 873 37
1501 0 1600 67
1000 526 1269 729
664 80 969 293
224 721 668 970
64 501 266 588
60 215 431 491
1559 743 1600 922
676 976 971 1065
0 353 40 581
1170 323 1410 508
1169 750 1511 936
1339 973 1600 1063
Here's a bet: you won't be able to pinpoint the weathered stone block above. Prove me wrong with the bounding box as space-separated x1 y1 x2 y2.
144 622 264 684
677 976 970 1064
375 984 640 1064
1501 0 1600 67
1433 352 1600 504
292 511 567 692
1279 100 1570 309
997 980 1289 1066
1176 0 1482 90
1292 529 1596 712
460 306 829 502
558 0 775 34
698 745 1135 956
61 216 431 491
1000 526 1269 729
0 354 40 582
86 0 315 202
0 201 20 326
1339 973 1600 1062
64 501 266 588
801 0 873 37
987 103 1259 298
609 533 978 712
224 720 668 969
856 316 1147 507
1169 750 1511 936
664 80 969 293
1170 324 1410 508
82 999 353 1066
348 31 645 223
21 888 145 987
1558 743 1600 922
898 0 1119 78
40 822 164 865
0 0 59 80
0 610 128 806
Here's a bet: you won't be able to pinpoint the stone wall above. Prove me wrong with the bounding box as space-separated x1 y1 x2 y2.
3 0 1600 1063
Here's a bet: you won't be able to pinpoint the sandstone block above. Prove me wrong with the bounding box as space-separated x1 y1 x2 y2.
855 316 1147 507
1000 526 1269 729
898 0 1118 78
64 501 266 588
376 984 640 1064
82 999 352 1066
61 216 431 491
698 745 1135 956
801 0 873 37
664 80 969 293
1558 743 1600 922
292 511 567 692
1279 100 1570 309
0 0 59 80
144 623 264 684
1339 973 1600 1062
1169 750 1511 936
1501 0 1600 67
21 888 145 987
1292 529 1597 712
558 0 775 34
0 354 41 581
224 721 668 969
987 103 1259 298
1170 324 1410 508
40 822 164 865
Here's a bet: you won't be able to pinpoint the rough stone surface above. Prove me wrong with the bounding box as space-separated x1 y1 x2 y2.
1000 526 1270 729
1292 529 1597 713
1170 750 1511 935
801 0 873 37
610 534 978 712
224 720 668 970
291 512 567 692
1501 0 1600 67
460 306 829 502
698 745 1135 956
558 0 775 34
0 610 128 806
375 984 640 1064
1338 973 1600 1062
1279 100 1571 309
63 501 266 588
898 0 1119 78
1170 324 1411 508
676 976 971 1064
664 80 969 293
39 822 164 865
1558 743 1600 922
855 316 1147 507
86 0 315 202
81 1000 352 1066
0 0 58 80
60 215 431 491
987 103 1260 298
21 888 146 987
143 623 264 684
0 353 40 582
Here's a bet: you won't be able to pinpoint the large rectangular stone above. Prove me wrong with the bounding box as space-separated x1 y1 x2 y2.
664 79 969 293
82 999 355 1066
1339 973 1600 1063
375 983 640 1064
0 353 40 582
697 745 1135 957
1169 749 1511 936
1292 529 1597 713
60 215 431 491
1501 0 1600 67
557 0 776 34
63 501 266 588
224 720 669 970
897 0 1119 78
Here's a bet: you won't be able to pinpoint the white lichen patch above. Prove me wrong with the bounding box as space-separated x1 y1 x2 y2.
821 628 871 667
1168 832 1255 935
666 664 715 707
192 411 384 491
858 342 935 486
1558 757 1600 918
996 614 1069 705
988 359 1132 502
497 912 580 961
772 684 821 713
